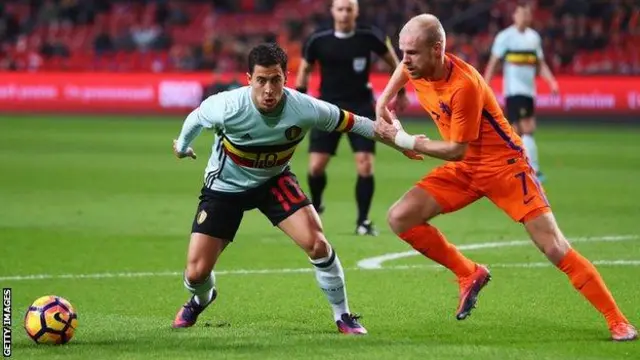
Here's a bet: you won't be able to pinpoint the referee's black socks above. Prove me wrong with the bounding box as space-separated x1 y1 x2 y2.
356 175 374 224
308 172 327 212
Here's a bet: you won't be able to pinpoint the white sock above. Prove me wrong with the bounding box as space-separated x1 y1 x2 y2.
522 134 539 173
183 271 216 306
194 288 216 306
310 247 350 321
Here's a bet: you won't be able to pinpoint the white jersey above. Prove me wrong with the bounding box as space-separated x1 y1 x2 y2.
175 86 374 192
491 26 543 98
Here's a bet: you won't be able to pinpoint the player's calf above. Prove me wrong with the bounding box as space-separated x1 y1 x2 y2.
308 154 330 214
278 206 366 334
354 152 377 235
173 232 227 328
309 246 367 335
525 211 636 340
172 272 218 328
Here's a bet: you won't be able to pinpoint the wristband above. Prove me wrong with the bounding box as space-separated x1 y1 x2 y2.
393 131 416 150
296 87 308 94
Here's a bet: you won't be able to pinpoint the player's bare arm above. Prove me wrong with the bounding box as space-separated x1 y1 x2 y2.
483 55 500 84
374 117 466 161
341 109 423 160
380 77 481 162
380 41 409 112
538 61 559 94
295 58 314 92
173 108 203 160
376 64 409 123
411 138 468 161
311 95 421 160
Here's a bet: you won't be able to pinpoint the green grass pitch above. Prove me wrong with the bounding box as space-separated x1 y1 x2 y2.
1 115 639 359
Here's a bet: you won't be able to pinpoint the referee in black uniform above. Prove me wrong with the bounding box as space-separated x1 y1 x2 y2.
295 0 408 236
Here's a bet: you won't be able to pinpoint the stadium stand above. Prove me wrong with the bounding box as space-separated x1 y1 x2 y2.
0 0 638 74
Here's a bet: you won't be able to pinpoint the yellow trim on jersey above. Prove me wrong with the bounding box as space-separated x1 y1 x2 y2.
222 138 298 168
334 110 355 132
505 53 538 65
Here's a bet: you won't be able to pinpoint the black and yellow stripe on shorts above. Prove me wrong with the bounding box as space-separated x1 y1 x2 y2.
504 50 538 66
222 136 304 169
334 109 355 132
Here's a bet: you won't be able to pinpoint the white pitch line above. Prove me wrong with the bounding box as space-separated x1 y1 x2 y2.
356 235 639 269
1 235 637 282
1 260 640 282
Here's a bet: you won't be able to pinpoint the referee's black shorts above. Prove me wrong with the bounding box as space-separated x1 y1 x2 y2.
308 100 376 155
505 95 535 124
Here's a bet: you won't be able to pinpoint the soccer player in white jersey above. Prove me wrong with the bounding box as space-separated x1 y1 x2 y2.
170 43 421 334
484 1 559 181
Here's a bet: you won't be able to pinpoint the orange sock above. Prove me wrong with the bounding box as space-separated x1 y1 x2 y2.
399 224 476 278
557 249 628 326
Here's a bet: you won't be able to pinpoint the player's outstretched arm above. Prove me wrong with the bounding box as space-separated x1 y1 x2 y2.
173 109 203 159
173 94 226 160
376 64 409 124
378 83 482 162
375 118 467 161
310 96 422 160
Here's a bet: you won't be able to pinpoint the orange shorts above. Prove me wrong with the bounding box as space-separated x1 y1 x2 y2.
417 158 550 223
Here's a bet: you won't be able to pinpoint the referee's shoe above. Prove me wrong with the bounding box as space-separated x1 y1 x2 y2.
355 219 378 236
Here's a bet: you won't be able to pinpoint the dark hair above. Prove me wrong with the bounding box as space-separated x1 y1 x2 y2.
247 43 288 74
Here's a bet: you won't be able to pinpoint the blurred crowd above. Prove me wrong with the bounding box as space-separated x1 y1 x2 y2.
1 0 638 74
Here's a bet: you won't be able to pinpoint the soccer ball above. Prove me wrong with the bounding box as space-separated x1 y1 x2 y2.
24 295 78 345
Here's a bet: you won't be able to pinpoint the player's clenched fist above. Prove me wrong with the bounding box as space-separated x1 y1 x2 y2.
173 139 197 159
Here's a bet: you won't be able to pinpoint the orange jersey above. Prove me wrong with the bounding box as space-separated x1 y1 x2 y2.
407 54 524 167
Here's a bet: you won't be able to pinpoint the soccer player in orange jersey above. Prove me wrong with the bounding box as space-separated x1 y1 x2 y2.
374 14 637 341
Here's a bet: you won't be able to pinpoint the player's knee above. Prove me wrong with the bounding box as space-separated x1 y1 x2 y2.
539 235 571 264
387 204 413 235
305 232 331 259
309 164 325 176
355 154 373 176
185 258 213 284
309 158 328 176
526 213 571 264
520 117 536 134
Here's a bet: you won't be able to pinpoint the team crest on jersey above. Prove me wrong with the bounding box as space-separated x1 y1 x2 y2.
353 57 367 72
197 210 207 224
285 125 302 140
438 101 452 116
520 108 527 116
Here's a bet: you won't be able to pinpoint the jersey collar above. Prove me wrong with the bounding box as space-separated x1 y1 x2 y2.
334 30 355 39
423 56 454 84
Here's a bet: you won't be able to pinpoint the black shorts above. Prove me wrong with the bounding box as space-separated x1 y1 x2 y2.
191 170 311 241
506 95 535 124
308 101 375 155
